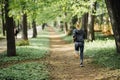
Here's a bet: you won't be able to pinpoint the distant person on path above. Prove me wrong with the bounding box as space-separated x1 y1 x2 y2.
42 23 48 30
73 21 85 67
14 27 20 39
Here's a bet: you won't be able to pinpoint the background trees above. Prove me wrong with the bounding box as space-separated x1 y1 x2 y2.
105 0 120 53
0 0 120 56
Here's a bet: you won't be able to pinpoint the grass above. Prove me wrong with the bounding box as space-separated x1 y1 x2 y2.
54 28 120 69
0 30 49 63
85 39 120 69
0 62 49 80
0 29 50 80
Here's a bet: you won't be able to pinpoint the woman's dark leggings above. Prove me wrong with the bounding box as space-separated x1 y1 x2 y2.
74 42 84 64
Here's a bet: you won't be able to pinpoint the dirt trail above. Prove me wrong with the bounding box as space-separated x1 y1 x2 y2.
0 39 7 53
47 28 108 80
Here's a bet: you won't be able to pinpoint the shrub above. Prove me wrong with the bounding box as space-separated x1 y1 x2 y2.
16 40 29 46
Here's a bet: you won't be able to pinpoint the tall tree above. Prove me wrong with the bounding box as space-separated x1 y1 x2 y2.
87 2 96 41
32 19 37 38
5 0 16 56
31 0 37 38
21 0 28 40
64 12 68 34
87 14 95 41
105 0 120 53
81 13 88 39
22 13 28 40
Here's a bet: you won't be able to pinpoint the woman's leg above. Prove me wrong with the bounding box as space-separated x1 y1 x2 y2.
74 42 79 58
80 44 84 65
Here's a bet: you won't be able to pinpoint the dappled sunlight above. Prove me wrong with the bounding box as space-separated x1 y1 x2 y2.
0 62 49 80
49 33 66 38
85 40 116 53
84 39 120 69
30 43 44 46
51 44 73 52
0 48 6 54
0 40 6 54
38 34 49 38
49 32 74 52
22 46 49 50
50 39 62 42
30 39 49 46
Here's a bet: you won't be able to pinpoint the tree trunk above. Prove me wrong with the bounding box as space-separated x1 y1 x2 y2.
64 22 68 34
105 0 120 53
60 21 64 31
64 12 68 34
53 21 57 27
32 19 37 38
81 13 88 39
22 13 28 40
87 13 95 41
87 2 96 41
5 0 16 56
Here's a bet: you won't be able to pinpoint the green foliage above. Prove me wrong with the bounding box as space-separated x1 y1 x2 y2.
0 62 49 80
6 0 107 25
16 40 29 46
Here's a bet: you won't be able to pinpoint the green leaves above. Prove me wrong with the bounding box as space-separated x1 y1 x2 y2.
6 0 107 24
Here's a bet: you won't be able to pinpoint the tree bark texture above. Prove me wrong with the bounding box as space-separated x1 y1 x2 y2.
87 13 95 41
5 0 16 56
105 0 120 53
81 13 88 39
32 19 37 38
87 2 96 41
64 22 68 34
22 13 28 40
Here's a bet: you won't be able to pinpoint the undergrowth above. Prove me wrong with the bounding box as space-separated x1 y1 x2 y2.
0 29 50 80
0 62 49 80
0 30 49 63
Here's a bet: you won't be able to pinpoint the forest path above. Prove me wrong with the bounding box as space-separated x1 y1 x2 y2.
47 27 108 80
0 39 7 53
